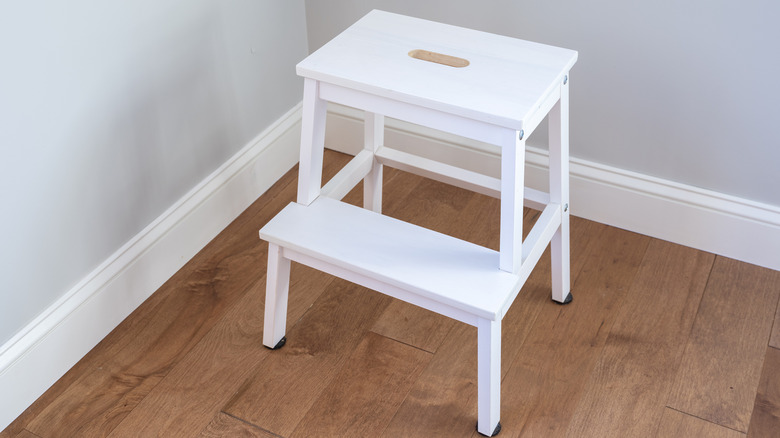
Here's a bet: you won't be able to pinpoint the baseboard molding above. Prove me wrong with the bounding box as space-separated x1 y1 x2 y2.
325 104 780 272
0 103 302 431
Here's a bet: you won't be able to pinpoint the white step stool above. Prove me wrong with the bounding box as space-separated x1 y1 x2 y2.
259 10 577 436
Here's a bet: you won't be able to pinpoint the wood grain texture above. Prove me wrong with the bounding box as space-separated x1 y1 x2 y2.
25 265 246 438
656 409 744 438
22 168 301 438
381 214 605 438
199 412 278 438
371 177 476 353
364 184 485 436
12 430 41 438
290 332 431 437
667 257 780 432
9 150 780 438
565 240 715 437
494 225 651 438
381 322 479 437
371 302 456 354
497 212 605 380
103 262 334 437
222 279 392 436
377 192 501 438
408 49 470 68
82 156 384 437
10 152 355 438
747 346 780 437
770 303 780 349
0 352 96 438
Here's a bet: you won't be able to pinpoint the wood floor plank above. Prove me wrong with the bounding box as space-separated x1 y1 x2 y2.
381 322 479 437
12 148 780 438
290 332 431 437
565 240 715 438
199 412 278 438
378 171 455 228
368 189 497 437
667 257 780 432
0 164 305 438
96 151 355 438
371 302 455 354
221 279 392 437
12 151 356 438
770 302 780 349
100 155 396 437
100 277 271 437
25 261 256 437
23 170 301 438
374 175 598 360
497 213 603 381
381 216 608 438
656 409 744 438
0 352 99 438
747 346 780 437
102 260 334 437
489 226 651 438
371 177 477 353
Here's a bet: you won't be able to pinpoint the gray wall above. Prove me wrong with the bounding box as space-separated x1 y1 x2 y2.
0 0 308 345
305 0 780 207
3 0 776 348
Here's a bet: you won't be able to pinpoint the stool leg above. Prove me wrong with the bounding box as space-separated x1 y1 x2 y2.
263 243 291 349
297 78 328 206
363 112 384 213
499 130 525 274
477 318 501 436
549 74 572 304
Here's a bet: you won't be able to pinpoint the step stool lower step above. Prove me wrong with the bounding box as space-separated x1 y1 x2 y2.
259 197 521 323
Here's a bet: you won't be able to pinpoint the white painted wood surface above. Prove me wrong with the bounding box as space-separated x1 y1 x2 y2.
549 77 571 302
319 81 516 145
341 144 550 210
478 318 502 435
320 150 373 201
267 10 577 436
363 112 384 212
259 197 520 321
375 146 502 199
263 243 290 349
499 132 526 274
297 78 328 206
280 247 483 327
298 10 577 131
325 104 780 273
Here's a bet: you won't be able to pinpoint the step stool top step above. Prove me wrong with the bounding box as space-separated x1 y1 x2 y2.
297 10 577 131
259 197 521 321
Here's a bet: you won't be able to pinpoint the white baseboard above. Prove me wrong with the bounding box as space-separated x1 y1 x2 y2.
0 103 302 431
325 104 780 272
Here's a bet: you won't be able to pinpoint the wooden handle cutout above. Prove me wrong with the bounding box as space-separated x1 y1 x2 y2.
408 49 470 68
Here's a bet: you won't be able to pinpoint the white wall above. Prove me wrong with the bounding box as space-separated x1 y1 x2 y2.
0 0 308 346
304 0 780 208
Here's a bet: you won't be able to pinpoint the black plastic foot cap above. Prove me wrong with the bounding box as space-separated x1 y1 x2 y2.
553 291 573 305
266 336 286 350
476 422 501 436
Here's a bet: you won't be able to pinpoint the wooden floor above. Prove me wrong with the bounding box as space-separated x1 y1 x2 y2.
4 150 780 438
